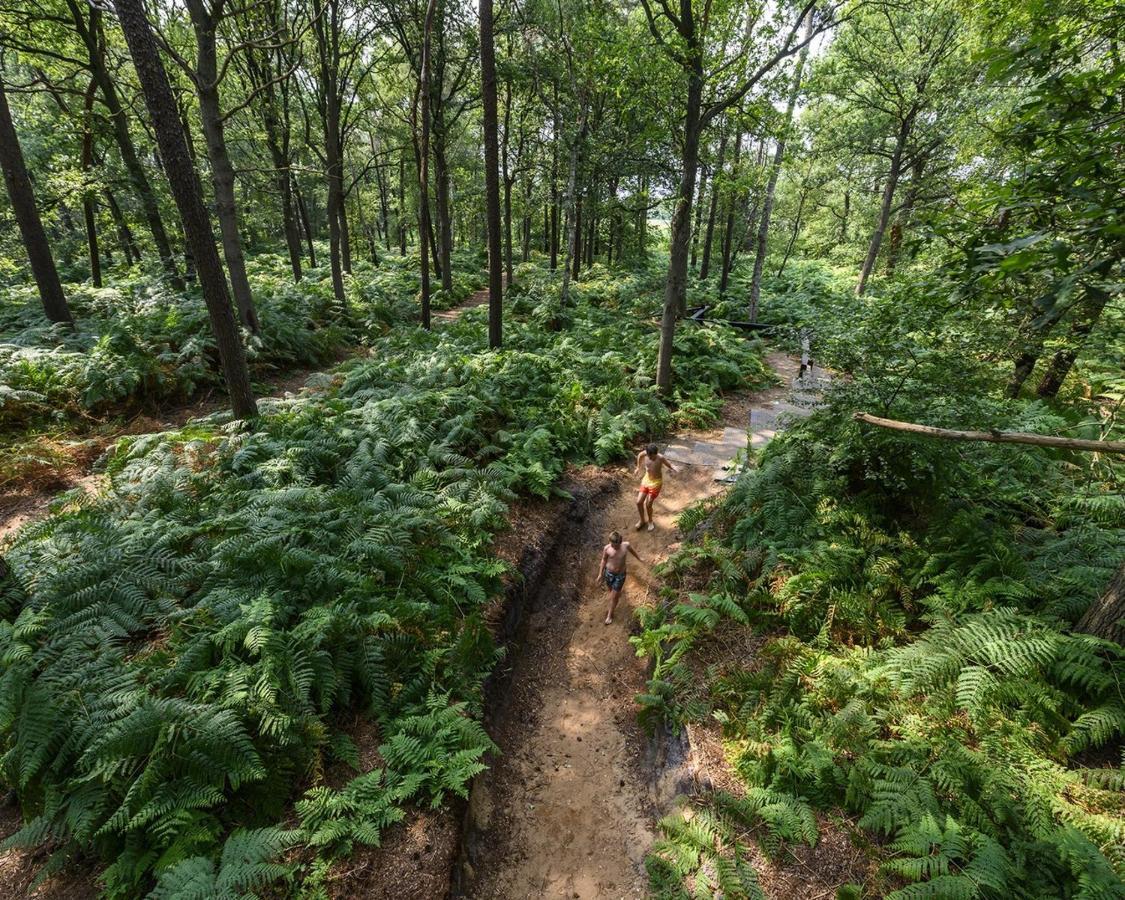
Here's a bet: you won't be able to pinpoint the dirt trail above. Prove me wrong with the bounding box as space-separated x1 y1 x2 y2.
463 351 815 899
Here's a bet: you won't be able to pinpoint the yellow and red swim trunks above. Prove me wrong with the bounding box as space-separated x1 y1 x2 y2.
639 473 662 499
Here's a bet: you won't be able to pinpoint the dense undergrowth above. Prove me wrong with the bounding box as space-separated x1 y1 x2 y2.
638 262 1125 899
0 263 768 897
0 251 485 433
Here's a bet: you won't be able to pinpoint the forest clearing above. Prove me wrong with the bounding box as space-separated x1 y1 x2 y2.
0 0 1122 897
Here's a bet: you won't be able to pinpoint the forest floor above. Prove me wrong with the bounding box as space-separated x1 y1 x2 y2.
460 351 842 899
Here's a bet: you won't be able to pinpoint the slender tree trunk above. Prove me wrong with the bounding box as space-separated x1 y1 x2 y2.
339 200 352 273
295 182 317 267
857 110 915 296
280 171 301 281
559 109 586 303
886 156 924 278
699 128 728 280
69 2 180 287
80 79 102 287
656 58 703 393
481 0 503 347
418 0 437 328
432 117 454 292
1035 286 1112 398
750 23 811 320
637 174 648 257
398 151 408 255
187 0 260 332
690 165 707 270
376 163 392 251
550 99 559 270
105 188 139 264
719 130 744 295
0 77 74 324
571 192 582 280
112 0 255 417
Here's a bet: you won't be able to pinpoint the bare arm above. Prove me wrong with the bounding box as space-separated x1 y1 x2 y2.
661 453 677 474
597 546 608 578
634 451 645 477
627 543 643 563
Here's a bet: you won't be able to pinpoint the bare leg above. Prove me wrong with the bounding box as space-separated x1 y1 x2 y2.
635 492 647 530
645 495 656 530
605 587 621 624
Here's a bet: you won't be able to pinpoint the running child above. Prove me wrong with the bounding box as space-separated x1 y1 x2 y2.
635 443 677 531
597 530 642 625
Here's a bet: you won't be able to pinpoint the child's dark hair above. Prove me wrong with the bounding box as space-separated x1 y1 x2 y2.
645 443 659 456
609 530 622 544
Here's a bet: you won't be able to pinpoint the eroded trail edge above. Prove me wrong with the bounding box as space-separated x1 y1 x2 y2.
459 352 816 899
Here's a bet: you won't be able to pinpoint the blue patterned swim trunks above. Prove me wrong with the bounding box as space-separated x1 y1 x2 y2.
604 570 627 591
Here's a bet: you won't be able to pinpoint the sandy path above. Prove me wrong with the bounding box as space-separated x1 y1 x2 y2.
464 352 815 899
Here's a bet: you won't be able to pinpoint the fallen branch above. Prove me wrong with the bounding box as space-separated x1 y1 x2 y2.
853 412 1125 455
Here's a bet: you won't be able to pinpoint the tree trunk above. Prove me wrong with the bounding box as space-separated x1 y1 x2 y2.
559 109 586 304
719 130 744 295
750 23 811 320
1035 286 1112 398
112 0 256 418
187 0 260 333
280 171 302 281
549 99 559 270
1075 563 1125 646
105 188 139 264
432 114 454 293
69 2 180 287
857 109 915 296
80 79 102 287
656 48 703 394
295 183 317 267
690 165 707 270
699 128 728 281
0 77 74 325
418 0 437 328
480 0 503 347
886 156 924 278
374 161 391 251
398 151 408 255
571 192 582 280
339 200 352 273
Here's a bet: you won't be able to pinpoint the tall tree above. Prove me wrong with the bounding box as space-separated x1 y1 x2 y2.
479 0 502 347
640 0 836 392
182 0 260 332
0 72 73 325
111 0 256 418
749 13 814 321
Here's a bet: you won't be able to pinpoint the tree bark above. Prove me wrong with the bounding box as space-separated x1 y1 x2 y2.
0 77 74 325
80 79 102 287
719 129 744 295
1075 563 1125 645
112 0 256 418
295 182 317 268
853 412 1125 454
480 0 503 347
313 0 348 308
1035 286 1112 399
856 109 916 296
398 151 408 255
105 188 139 264
750 21 811 320
68 2 180 288
186 0 260 333
432 112 454 292
690 165 707 270
656 47 703 393
699 128 727 280
559 106 586 304
418 0 437 328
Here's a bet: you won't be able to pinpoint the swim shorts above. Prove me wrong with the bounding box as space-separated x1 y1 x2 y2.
604 570 627 591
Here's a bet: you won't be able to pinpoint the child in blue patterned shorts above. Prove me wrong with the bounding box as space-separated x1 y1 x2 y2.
597 530 642 625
